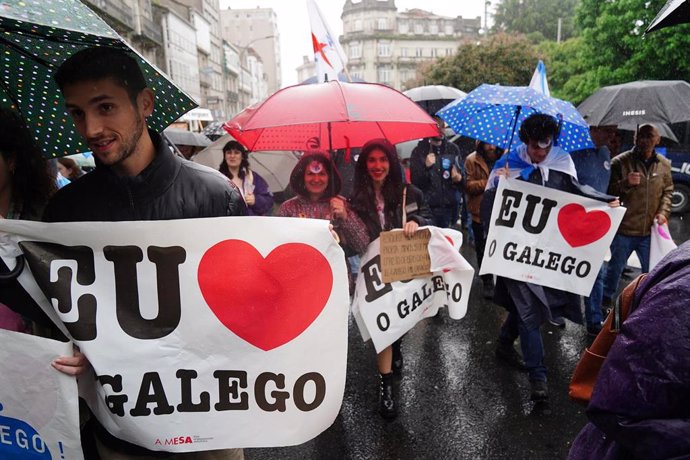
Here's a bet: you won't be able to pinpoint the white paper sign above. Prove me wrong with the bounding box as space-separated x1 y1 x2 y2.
0 329 83 460
351 227 474 353
480 178 626 295
0 217 349 452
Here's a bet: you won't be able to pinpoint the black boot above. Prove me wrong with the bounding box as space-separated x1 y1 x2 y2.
378 372 397 420
392 338 403 375
530 379 549 402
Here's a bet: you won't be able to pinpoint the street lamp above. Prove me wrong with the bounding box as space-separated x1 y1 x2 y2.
237 35 275 109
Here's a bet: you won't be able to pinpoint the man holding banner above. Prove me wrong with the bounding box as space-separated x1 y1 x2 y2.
481 114 620 406
45 47 246 459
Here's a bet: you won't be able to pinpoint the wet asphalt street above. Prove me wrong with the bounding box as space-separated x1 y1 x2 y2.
246 214 689 460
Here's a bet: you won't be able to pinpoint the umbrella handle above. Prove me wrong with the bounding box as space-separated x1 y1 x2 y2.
0 256 24 283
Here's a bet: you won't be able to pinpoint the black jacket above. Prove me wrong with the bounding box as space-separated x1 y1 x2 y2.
410 137 462 209
44 131 246 222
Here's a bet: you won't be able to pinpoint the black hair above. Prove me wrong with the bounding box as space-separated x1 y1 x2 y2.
350 138 404 232
219 140 250 180
54 47 147 105
518 113 560 145
0 108 55 218
289 153 341 199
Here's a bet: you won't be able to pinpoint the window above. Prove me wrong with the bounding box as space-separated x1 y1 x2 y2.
446 48 454 56
431 48 437 58
398 21 409 34
445 24 454 35
377 18 388 30
377 66 391 83
378 42 391 57
414 23 424 34
430 22 439 34
350 44 362 59
415 47 423 57
354 19 363 31
400 70 409 82
400 47 408 57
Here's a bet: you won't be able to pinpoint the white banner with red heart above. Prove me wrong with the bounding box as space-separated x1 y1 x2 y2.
0 217 349 452
0 329 84 460
480 177 626 295
351 228 475 353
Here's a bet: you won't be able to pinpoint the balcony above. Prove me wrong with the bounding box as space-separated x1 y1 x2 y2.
199 72 212 88
85 0 134 30
138 16 163 45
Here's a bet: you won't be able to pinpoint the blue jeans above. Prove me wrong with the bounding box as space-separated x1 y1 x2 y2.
498 310 547 382
584 264 606 327
603 234 650 301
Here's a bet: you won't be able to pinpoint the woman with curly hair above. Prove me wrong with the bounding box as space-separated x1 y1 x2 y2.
278 152 370 291
0 108 56 332
219 140 274 215
349 138 432 420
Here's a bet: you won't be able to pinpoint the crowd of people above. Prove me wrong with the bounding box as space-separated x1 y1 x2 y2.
0 44 687 459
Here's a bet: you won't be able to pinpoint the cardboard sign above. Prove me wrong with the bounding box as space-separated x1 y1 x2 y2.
352 228 474 352
0 217 348 452
0 329 83 460
480 178 626 295
379 228 431 283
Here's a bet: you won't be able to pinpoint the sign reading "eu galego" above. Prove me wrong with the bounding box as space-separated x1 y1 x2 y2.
0 217 348 452
480 178 626 295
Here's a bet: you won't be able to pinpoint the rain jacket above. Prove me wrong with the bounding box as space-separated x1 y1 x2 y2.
608 148 673 237
410 138 462 210
44 130 246 222
464 150 493 223
568 240 690 460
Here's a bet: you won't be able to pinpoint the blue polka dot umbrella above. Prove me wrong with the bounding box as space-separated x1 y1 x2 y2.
0 0 197 158
437 84 594 153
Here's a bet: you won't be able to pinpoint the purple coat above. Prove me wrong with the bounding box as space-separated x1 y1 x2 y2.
568 240 690 460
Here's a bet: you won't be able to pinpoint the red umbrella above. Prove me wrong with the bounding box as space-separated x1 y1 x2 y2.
224 80 441 152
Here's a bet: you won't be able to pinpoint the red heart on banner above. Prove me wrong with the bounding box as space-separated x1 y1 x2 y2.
198 240 333 351
557 204 611 248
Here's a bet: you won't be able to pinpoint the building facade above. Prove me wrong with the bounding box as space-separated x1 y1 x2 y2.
340 0 481 90
219 7 281 95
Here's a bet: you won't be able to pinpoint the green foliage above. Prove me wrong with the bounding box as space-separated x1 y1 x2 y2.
421 34 539 92
551 0 690 103
493 0 580 42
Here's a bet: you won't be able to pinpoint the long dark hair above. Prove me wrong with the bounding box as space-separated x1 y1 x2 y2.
0 108 55 219
350 138 404 232
289 153 341 199
219 140 250 180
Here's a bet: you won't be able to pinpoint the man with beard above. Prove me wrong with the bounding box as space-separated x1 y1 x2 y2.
44 47 246 459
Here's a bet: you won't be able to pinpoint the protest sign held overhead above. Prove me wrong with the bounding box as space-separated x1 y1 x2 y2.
480 178 626 295
352 228 474 353
0 217 349 452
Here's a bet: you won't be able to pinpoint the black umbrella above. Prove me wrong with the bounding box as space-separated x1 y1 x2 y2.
646 0 690 34
577 80 690 126
403 85 466 116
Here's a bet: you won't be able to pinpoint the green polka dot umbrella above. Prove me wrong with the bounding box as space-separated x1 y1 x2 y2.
0 0 197 158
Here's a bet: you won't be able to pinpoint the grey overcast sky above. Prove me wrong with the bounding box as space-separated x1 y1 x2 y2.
218 0 493 87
